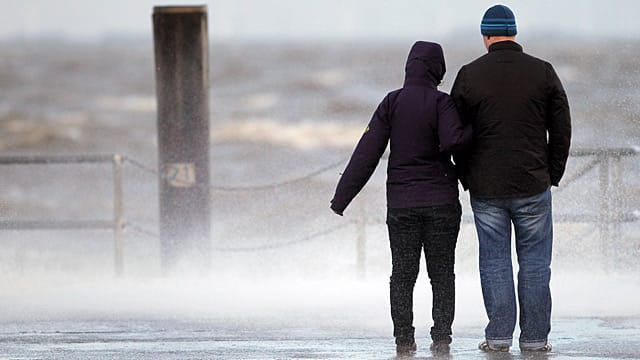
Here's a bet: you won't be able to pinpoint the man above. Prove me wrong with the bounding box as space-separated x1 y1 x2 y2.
451 4 571 353
331 41 471 355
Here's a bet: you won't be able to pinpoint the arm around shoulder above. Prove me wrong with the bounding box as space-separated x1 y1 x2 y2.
450 65 470 124
437 93 472 154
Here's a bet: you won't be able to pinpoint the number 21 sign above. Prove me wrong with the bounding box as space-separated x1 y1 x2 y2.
164 163 196 188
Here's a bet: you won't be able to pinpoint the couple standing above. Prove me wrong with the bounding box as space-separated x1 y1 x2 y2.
330 5 571 355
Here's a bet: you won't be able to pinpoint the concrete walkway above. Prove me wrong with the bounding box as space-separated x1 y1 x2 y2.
1 317 639 359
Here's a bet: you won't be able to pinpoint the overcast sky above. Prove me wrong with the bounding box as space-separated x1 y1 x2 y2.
2 0 640 41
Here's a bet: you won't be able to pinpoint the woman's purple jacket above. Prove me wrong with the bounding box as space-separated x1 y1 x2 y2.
331 41 472 215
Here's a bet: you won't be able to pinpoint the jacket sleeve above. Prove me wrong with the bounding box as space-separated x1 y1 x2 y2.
450 66 472 190
437 93 472 154
450 65 471 125
545 62 572 186
330 94 392 215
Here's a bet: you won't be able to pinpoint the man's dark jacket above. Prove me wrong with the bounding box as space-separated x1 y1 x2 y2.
331 41 471 215
451 41 571 198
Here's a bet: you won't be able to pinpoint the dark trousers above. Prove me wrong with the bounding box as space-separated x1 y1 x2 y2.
387 202 461 345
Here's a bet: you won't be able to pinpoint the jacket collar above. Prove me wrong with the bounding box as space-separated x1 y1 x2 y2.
403 78 437 88
488 40 523 53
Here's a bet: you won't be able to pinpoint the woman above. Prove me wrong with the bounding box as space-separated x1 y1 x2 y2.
330 41 471 355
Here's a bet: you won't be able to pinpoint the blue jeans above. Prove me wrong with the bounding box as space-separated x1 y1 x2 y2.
471 188 552 349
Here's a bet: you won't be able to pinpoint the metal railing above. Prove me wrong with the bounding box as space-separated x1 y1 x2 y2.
1 147 637 276
0 154 125 276
348 147 640 275
561 147 639 266
555 148 639 233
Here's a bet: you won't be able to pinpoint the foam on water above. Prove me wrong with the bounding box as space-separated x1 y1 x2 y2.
211 119 364 148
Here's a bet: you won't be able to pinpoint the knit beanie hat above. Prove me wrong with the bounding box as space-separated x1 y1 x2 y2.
481 5 517 36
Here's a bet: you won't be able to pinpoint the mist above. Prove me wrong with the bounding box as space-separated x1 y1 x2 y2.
1 2 639 359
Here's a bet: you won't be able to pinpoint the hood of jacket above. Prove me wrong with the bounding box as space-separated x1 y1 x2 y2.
404 41 446 87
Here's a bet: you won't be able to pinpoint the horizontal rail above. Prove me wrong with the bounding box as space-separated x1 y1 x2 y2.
0 154 115 165
0 220 114 231
570 147 638 157
555 213 639 223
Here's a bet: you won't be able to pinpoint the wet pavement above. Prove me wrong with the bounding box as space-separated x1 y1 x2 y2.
1 317 639 359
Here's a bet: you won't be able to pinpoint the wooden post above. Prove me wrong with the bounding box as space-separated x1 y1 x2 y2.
153 6 211 273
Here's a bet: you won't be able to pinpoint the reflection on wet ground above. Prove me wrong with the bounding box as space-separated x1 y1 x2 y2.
1 317 638 359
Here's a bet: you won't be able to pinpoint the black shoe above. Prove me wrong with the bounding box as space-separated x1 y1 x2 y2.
396 342 417 355
430 341 450 354
478 340 509 352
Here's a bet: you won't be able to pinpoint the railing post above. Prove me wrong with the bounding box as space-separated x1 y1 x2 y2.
113 154 124 276
598 153 611 269
611 154 623 262
153 6 211 273
356 201 367 279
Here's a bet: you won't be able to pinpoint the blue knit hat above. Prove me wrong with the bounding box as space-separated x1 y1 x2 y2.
481 5 517 36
